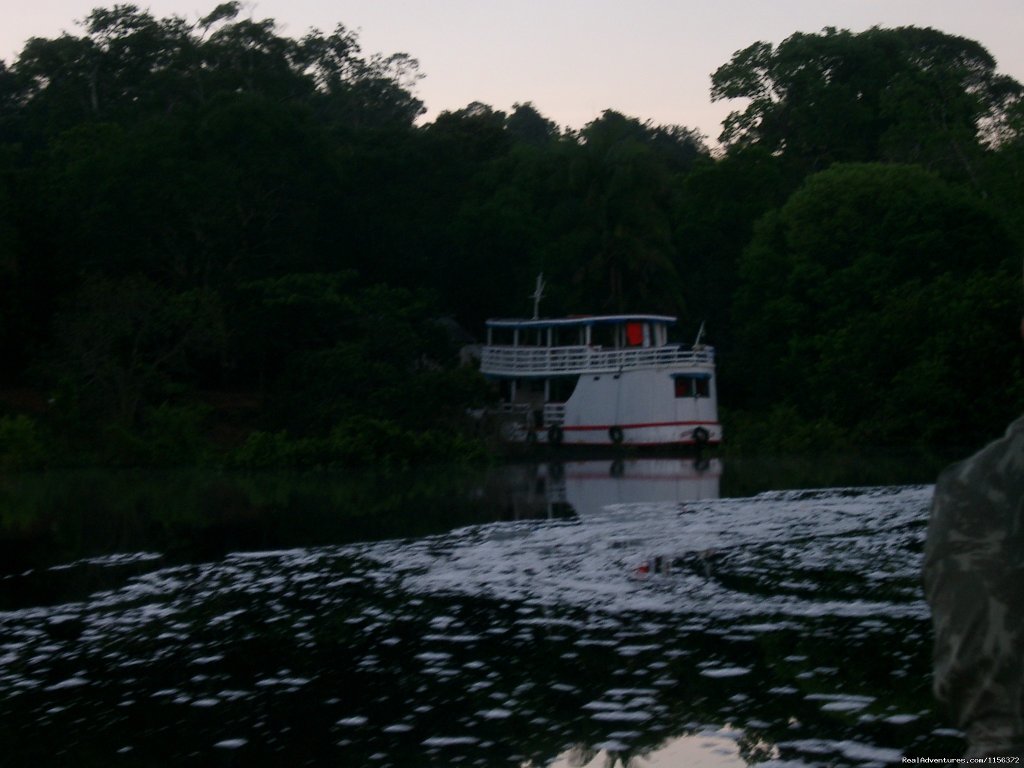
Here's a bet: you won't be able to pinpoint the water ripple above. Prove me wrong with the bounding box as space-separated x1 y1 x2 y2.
0 484 960 766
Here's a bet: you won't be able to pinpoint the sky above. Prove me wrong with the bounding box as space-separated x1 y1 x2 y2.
4 0 1024 144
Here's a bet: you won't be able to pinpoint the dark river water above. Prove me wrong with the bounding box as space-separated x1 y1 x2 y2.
0 455 967 766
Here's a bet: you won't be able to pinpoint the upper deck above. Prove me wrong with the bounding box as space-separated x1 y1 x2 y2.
480 314 714 378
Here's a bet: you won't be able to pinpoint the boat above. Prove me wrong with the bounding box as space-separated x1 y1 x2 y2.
478 292 721 448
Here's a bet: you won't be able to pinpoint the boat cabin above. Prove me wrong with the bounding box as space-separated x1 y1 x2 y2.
479 314 721 448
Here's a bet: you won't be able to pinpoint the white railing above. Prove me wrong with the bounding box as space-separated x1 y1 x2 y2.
544 402 566 426
480 344 714 377
497 402 532 415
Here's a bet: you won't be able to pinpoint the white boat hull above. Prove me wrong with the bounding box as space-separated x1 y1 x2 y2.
502 367 721 447
480 313 721 448
539 421 721 447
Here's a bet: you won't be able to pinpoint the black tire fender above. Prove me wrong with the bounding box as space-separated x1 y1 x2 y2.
548 424 564 446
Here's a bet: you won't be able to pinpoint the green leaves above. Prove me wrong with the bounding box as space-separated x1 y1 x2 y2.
4 8 1024 463
30 273 223 464
732 163 1022 446
712 26 1023 176
549 111 703 314
8 3 423 133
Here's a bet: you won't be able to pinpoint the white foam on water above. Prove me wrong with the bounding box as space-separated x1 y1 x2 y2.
700 667 752 678
477 708 512 719
884 713 920 725
45 676 89 691
820 701 868 712
337 716 368 727
371 486 932 622
421 736 479 747
590 710 652 722
213 738 247 749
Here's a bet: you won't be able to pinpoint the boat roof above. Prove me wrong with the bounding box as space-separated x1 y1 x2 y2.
486 314 677 330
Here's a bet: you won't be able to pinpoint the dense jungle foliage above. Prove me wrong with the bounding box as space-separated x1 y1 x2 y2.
0 5 1022 467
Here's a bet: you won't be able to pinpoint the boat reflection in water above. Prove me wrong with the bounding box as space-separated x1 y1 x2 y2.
553 457 720 515
485 457 721 523
549 725 760 768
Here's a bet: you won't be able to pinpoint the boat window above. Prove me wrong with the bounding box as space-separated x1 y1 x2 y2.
674 374 710 398
519 329 545 347
591 325 615 348
551 327 581 347
625 322 644 347
490 327 514 346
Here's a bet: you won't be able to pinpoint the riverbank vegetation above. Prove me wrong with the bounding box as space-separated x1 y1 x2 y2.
0 6 1022 467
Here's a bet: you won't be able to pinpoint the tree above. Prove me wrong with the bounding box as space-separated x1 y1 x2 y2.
240 273 485 434
47 275 225 426
549 110 706 314
671 146 802 368
711 27 1023 180
41 95 341 289
732 162 1022 446
6 3 423 136
0 153 23 383
505 102 560 146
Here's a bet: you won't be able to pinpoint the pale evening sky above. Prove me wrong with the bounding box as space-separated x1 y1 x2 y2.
4 0 1023 144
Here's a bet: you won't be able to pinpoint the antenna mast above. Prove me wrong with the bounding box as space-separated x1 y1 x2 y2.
530 273 546 319
693 321 706 348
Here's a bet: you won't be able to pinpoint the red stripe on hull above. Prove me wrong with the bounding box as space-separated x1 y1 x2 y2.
559 440 722 447
560 420 719 432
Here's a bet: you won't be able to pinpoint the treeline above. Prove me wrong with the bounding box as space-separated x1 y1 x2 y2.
0 5 1021 466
